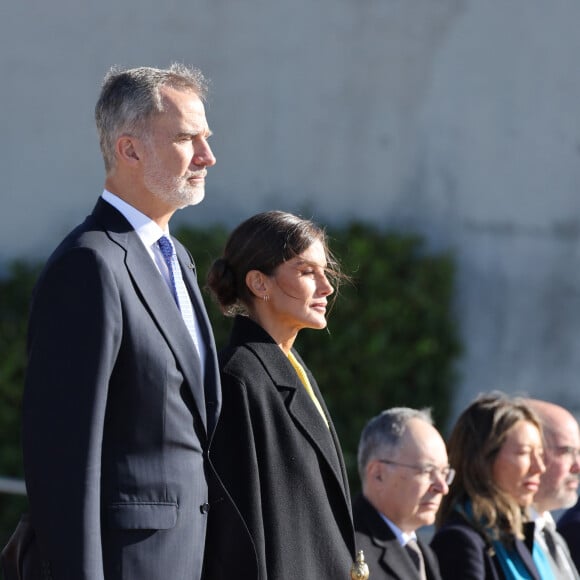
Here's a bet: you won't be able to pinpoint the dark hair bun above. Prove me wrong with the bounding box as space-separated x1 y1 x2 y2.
207 257 238 310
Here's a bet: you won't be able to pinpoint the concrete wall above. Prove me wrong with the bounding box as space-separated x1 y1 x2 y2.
3 0 580 422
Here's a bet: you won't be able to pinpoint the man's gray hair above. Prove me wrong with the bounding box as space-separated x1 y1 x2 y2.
95 63 209 173
357 407 433 482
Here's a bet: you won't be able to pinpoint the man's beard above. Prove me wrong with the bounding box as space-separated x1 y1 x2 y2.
144 162 205 209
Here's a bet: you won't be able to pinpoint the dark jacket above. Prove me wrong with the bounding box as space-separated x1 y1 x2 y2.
557 497 580 572
19 198 221 579
353 493 442 580
430 510 540 580
204 315 356 580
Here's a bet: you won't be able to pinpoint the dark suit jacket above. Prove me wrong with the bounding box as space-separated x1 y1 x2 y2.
430 511 540 580
204 315 356 580
557 497 580 572
21 198 221 579
353 494 442 580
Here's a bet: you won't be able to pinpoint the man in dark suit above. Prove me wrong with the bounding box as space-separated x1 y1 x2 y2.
20 64 220 579
525 399 580 579
354 408 450 580
558 496 580 571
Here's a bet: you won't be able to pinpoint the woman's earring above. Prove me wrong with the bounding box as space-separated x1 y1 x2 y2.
263 295 269 302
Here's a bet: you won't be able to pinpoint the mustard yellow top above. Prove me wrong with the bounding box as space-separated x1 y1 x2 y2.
287 351 329 428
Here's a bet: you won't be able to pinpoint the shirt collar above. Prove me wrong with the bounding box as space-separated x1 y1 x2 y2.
378 512 417 546
101 189 168 249
530 507 555 531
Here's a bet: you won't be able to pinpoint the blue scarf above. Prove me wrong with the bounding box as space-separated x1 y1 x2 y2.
458 501 554 580
492 537 554 580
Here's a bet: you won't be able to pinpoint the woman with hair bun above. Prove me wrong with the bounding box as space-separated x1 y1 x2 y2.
203 210 355 580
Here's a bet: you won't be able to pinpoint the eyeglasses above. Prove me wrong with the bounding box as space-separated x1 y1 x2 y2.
549 446 580 461
378 459 456 485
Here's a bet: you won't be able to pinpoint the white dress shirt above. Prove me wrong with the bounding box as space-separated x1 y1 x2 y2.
101 190 206 371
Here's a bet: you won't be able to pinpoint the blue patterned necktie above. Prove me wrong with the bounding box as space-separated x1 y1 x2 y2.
157 236 203 364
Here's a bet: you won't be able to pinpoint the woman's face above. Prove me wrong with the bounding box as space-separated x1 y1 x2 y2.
492 419 545 507
266 239 334 335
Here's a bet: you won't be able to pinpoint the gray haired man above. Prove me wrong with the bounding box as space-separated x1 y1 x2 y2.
354 407 450 579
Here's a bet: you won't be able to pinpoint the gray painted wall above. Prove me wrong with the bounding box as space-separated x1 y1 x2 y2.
3 0 580 423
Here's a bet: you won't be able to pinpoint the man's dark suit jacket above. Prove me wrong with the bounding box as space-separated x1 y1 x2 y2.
21 198 221 579
430 511 541 580
353 493 442 580
558 497 580 572
204 315 356 580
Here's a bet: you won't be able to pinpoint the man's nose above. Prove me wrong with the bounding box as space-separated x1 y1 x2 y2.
193 140 216 167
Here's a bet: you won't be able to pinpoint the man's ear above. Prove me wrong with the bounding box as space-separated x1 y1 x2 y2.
116 135 141 166
245 270 269 299
366 460 383 483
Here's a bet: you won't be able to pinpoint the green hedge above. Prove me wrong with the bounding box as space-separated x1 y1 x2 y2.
0 223 460 546
0 262 41 548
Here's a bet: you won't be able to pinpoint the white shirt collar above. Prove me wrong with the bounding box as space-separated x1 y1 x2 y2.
101 189 168 254
530 507 556 531
378 512 418 546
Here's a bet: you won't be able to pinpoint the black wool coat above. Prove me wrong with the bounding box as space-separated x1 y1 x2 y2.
204 315 356 580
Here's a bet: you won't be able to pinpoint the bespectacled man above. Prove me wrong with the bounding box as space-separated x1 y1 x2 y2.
354 407 449 579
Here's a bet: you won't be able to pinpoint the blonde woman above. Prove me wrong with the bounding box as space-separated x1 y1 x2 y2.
431 392 552 579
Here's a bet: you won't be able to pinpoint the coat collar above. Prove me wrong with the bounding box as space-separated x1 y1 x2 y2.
227 315 350 498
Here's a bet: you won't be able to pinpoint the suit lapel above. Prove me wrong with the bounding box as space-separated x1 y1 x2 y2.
380 541 421 580
93 199 208 433
356 495 419 579
175 241 221 436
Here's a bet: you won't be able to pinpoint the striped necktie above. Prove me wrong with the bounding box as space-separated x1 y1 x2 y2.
157 236 203 364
